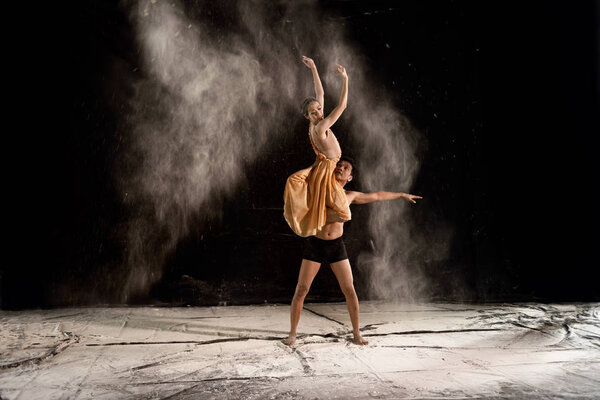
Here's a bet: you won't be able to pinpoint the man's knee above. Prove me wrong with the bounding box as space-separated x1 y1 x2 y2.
294 284 310 299
340 283 356 298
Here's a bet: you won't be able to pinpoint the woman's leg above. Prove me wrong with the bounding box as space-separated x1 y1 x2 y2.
330 259 368 345
283 259 322 346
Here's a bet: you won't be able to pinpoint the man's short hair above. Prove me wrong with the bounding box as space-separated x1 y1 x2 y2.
338 156 358 180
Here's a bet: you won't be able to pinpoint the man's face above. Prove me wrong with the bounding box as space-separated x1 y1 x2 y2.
335 160 353 183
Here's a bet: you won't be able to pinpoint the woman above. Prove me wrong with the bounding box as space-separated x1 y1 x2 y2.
283 56 352 237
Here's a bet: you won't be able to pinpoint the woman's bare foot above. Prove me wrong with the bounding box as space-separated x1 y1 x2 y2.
352 335 369 345
282 335 297 346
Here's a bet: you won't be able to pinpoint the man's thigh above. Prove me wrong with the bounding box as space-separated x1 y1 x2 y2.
297 259 322 287
329 259 353 288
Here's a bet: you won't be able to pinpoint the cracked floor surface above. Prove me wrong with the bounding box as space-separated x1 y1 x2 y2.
1 301 599 399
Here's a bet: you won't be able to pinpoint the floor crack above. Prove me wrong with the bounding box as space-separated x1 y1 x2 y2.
303 306 345 326
85 336 283 347
0 332 80 370
363 328 504 337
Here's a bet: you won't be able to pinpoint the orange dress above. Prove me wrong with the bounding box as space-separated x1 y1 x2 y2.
283 127 351 237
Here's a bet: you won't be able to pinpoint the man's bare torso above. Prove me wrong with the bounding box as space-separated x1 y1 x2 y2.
315 191 358 240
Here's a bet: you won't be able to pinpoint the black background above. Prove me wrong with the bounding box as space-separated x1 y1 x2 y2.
4 0 598 308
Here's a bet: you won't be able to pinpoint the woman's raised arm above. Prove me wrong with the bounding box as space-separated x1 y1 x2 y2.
315 64 348 136
302 56 324 108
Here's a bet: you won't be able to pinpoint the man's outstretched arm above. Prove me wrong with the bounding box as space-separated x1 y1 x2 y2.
348 190 422 205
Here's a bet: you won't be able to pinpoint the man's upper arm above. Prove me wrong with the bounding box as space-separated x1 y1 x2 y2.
350 191 379 204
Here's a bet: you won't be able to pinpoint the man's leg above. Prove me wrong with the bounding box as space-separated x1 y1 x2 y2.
283 259 321 346
330 259 368 345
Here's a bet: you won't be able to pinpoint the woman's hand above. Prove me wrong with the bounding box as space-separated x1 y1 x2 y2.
334 64 347 79
302 56 316 70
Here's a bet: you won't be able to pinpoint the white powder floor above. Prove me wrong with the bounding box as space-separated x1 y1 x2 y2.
1 301 599 399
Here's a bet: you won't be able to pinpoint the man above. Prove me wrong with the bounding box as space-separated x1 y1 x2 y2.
283 157 422 346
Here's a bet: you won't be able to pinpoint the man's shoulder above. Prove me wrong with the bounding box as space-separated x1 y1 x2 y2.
344 190 361 203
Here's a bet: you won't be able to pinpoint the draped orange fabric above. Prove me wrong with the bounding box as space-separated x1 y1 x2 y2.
283 127 351 237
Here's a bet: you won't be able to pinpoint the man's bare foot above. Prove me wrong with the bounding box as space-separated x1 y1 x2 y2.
282 335 296 346
352 335 369 345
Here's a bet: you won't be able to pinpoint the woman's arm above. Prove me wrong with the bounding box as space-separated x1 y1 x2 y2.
315 65 348 136
348 190 423 205
302 56 324 108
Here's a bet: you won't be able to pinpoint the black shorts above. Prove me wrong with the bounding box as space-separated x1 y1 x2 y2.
302 236 348 264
